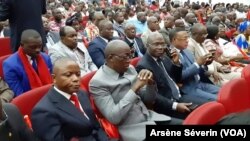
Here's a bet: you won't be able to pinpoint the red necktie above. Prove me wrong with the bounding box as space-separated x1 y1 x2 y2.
70 93 89 120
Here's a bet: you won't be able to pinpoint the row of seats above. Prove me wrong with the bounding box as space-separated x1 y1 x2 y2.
183 65 250 124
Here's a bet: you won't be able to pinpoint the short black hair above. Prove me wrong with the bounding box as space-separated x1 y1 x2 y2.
207 25 219 39
169 28 185 42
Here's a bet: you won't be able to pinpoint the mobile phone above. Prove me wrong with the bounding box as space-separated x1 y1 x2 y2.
188 104 198 111
165 47 172 59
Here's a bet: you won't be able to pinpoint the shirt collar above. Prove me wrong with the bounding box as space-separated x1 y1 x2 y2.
102 64 131 80
54 86 71 100
99 36 109 43
126 37 134 42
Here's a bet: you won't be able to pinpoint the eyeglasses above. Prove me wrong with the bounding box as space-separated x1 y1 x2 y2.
112 54 133 60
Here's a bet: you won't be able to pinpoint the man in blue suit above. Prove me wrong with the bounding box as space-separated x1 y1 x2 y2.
169 29 219 101
3 29 52 97
31 58 109 141
88 20 114 68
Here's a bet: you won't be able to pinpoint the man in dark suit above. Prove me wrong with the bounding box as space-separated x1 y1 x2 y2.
0 100 39 141
31 58 109 141
136 32 208 119
0 0 46 52
88 20 114 68
123 23 146 58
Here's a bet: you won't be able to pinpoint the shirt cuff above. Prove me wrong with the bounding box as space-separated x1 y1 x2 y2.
172 102 178 110
194 62 200 68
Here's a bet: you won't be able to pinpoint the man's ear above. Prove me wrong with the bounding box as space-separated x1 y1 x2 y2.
51 74 56 83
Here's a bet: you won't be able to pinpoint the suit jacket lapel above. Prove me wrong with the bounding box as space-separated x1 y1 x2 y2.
48 88 91 125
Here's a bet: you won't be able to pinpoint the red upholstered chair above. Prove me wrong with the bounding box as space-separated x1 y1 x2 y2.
0 37 12 57
183 101 226 125
80 71 120 139
11 84 52 117
241 64 250 83
130 57 141 67
217 78 250 114
0 54 10 78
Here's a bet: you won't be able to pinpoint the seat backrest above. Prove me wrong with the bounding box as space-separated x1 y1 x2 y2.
80 71 120 139
0 54 10 78
11 84 52 117
0 37 12 57
80 71 97 92
130 57 141 67
183 101 226 125
241 64 250 83
217 78 250 114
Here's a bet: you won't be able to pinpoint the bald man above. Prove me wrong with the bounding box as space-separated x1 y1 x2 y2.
31 58 109 141
89 40 180 141
3 29 52 97
141 16 160 46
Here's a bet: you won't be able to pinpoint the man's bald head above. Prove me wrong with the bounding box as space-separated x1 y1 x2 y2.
191 23 206 35
104 40 130 58
147 32 164 45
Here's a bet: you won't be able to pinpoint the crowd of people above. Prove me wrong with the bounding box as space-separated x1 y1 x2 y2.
1 0 250 140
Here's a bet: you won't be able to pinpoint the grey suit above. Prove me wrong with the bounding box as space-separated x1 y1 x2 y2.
48 41 97 77
89 65 170 141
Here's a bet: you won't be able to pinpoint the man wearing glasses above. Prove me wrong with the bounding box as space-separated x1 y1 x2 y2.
89 40 181 141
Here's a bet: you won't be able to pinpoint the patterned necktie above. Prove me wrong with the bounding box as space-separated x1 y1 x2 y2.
31 58 38 73
156 58 180 100
70 93 89 120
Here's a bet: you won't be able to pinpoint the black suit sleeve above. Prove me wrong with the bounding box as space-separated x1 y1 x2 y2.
4 104 40 141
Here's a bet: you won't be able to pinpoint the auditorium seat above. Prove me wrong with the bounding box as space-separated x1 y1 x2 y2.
0 54 10 78
241 64 250 83
0 37 12 57
80 71 120 139
217 78 250 114
11 84 52 117
130 57 141 67
183 101 226 125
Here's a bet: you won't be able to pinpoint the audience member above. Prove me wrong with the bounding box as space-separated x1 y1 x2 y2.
0 77 14 103
3 29 52 96
141 16 160 46
49 26 97 77
88 19 114 68
0 0 47 52
31 58 109 141
123 23 146 58
136 32 208 119
89 40 181 141
169 29 219 101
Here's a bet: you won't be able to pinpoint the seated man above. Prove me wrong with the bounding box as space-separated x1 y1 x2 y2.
136 32 209 119
88 20 114 68
123 23 146 58
169 29 220 101
3 29 52 97
0 100 39 141
48 26 97 77
0 77 14 103
89 40 181 141
31 58 109 141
